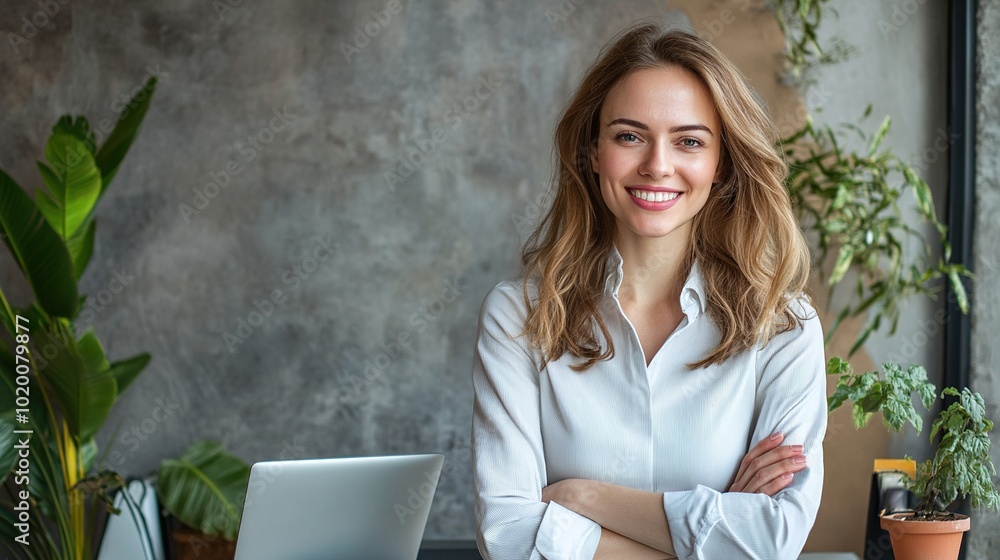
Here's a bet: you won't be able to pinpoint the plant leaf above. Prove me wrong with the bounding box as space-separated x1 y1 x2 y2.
37 133 103 240
948 268 969 314
830 244 854 285
52 115 97 155
35 325 115 442
95 76 157 191
66 220 96 280
156 440 250 541
868 115 891 157
109 352 151 399
0 169 79 318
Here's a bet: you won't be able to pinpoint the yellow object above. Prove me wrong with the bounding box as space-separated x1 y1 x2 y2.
873 458 916 479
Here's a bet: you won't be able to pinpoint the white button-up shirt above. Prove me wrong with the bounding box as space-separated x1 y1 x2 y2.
472 243 827 560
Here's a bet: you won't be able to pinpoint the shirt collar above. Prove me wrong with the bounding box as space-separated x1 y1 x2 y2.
604 242 707 316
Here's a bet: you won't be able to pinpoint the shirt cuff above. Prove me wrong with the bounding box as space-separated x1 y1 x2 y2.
534 500 602 560
662 485 722 559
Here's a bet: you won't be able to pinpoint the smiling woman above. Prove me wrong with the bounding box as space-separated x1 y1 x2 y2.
471 20 825 560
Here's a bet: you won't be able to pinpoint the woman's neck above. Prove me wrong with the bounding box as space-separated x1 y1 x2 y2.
614 232 690 308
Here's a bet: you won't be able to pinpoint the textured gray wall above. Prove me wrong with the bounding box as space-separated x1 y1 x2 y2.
0 0 693 538
970 0 1000 556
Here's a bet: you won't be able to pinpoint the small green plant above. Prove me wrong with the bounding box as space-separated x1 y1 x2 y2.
827 358 1000 520
910 387 1000 516
826 357 937 433
156 440 250 541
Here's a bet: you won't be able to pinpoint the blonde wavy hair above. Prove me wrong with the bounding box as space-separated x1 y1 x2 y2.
520 21 812 371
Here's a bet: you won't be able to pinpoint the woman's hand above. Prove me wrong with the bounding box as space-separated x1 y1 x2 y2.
728 432 806 495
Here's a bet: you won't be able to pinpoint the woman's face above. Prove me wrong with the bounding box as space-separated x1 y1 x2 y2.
591 65 722 246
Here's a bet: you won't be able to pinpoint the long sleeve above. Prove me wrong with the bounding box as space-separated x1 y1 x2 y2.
661 298 827 560
472 281 602 560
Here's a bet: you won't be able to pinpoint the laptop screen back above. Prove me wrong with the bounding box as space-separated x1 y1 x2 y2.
234 453 444 560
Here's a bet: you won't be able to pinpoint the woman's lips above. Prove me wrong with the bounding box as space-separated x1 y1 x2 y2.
627 187 683 210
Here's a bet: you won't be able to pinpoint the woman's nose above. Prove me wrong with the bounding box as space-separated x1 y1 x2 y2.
639 141 675 179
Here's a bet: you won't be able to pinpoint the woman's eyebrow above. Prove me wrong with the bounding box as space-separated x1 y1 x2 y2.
607 118 714 136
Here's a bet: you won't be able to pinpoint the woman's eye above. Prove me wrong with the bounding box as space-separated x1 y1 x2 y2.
680 138 703 148
615 132 639 143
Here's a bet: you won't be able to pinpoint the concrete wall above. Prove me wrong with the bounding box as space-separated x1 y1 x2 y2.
0 0 956 551
0 0 697 539
969 0 1000 557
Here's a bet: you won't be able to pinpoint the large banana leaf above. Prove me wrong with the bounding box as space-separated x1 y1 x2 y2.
95 76 157 191
65 220 96 280
52 115 97 155
109 352 151 400
36 132 102 242
156 440 250 541
34 325 115 442
0 169 79 318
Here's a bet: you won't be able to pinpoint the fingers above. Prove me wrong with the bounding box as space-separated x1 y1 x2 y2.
731 432 784 489
740 452 807 495
729 433 808 495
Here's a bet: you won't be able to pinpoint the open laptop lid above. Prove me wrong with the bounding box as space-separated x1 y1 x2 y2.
234 453 444 560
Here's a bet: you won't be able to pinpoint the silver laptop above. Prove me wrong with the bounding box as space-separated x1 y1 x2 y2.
234 453 445 560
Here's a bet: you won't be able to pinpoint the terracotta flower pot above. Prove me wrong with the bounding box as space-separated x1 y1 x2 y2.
879 511 970 560
170 525 237 560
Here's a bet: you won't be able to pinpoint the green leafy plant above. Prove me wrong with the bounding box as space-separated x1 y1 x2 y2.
782 111 971 355
0 77 156 560
910 387 1000 516
828 358 1000 520
156 440 250 541
772 0 972 356
772 0 853 84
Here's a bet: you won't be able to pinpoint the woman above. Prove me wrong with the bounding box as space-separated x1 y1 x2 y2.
471 21 827 560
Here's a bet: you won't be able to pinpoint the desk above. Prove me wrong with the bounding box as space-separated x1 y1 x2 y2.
418 540 860 559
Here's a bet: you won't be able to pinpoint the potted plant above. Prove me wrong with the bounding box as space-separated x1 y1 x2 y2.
155 440 250 560
827 357 1000 560
0 77 157 560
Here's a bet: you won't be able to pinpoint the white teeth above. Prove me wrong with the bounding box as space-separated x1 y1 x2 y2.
628 189 679 202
